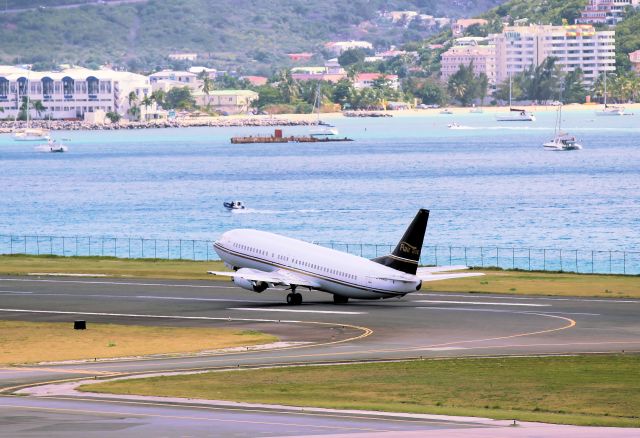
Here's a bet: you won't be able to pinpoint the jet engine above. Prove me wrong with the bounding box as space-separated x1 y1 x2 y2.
233 272 269 293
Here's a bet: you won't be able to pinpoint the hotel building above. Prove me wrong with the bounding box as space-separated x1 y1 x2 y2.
578 0 640 25
0 66 154 120
440 43 496 84
491 24 616 84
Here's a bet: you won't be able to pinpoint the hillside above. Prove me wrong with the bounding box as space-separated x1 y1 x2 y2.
0 0 507 72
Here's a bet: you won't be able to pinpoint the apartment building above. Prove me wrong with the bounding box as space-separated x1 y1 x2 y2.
491 24 615 84
0 66 153 120
578 0 640 25
440 44 496 83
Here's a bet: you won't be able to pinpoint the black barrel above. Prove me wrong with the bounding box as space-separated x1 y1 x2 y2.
74 320 86 330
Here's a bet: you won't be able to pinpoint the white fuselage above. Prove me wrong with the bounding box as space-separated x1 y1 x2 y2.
214 229 422 299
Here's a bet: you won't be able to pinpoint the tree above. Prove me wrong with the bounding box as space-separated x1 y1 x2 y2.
275 69 299 104
338 48 367 67
517 57 562 103
105 111 121 123
141 95 153 119
563 68 587 104
253 85 281 109
332 79 355 107
164 86 195 110
150 89 166 109
447 63 480 106
128 91 138 107
417 78 448 105
199 72 214 109
31 99 45 118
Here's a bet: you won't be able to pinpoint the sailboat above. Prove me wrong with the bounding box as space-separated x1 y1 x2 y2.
544 105 582 151
595 72 624 116
496 74 535 122
309 82 339 138
13 75 50 141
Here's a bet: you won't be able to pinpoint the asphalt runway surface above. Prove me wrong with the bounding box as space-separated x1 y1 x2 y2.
1 275 639 437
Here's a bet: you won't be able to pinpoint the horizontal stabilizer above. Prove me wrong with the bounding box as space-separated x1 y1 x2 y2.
417 265 472 274
418 272 484 282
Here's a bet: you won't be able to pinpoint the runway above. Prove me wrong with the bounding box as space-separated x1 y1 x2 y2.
1 275 639 437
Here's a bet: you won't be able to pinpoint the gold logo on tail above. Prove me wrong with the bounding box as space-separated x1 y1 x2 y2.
399 241 419 257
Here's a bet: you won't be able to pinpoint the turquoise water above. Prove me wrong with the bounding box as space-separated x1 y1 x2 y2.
1 110 639 255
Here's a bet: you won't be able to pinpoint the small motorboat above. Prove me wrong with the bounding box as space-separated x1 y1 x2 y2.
224 201 246 210
496 108 535 121
448 122 461 129
34 138 68 153
439 108 453 115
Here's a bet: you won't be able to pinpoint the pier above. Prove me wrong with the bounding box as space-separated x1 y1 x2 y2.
231 129 353 144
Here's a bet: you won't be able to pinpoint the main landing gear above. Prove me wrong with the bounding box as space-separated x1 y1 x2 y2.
286 286 303 305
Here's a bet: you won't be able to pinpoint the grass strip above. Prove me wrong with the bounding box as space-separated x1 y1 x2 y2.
0 255 638 298
0 320 276 365
83 354 640 427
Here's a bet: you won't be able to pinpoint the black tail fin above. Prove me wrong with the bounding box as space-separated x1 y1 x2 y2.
372 209 429 275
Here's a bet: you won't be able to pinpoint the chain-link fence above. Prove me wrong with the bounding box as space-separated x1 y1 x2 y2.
0 234 638 275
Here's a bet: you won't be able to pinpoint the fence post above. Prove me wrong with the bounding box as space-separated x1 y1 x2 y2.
560 249 563 272
609 251 612 273
9 235 12 254
346 244 349 254
360 244 363 257
24 235 27 254
128 238 131 258
591 250 594 274
113 238 117 257
36 236 40 255
62 237 65 256
543 249 546 271
449 246 452 265
464 247 467 266
192 240 195 260
179 239 182 259
75 236 78 256
207 241 209 261
623 251 626 275
167 240 170 259
435 245 438 266
575 250 578 273
155 239 157 259
480 246 484 267
142 239 145 258
101 238 104 256
528 248 531 271
512 247 515 269
496 247 499 268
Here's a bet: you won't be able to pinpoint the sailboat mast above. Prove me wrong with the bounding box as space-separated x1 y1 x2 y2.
508 73 512 108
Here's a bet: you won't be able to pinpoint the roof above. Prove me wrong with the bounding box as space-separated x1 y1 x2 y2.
355 73 398 82
0 65 149 83
209 90 258 97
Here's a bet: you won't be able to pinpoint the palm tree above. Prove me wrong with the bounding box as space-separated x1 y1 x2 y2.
200 76 214 109
32 100 45 118
141 96 153 120
151 89 165 109
128 91 138 107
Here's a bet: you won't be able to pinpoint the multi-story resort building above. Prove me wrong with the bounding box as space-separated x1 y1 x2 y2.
491 24 616 84
0 66 154 120
440 43 496 84
578 0 640 25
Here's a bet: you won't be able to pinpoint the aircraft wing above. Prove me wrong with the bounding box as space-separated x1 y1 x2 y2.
416 266 484 282
208 268 320 288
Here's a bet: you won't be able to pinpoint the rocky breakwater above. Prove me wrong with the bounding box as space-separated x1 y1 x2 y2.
0 117 313 132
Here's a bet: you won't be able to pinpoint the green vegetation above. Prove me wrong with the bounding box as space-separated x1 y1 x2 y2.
0 0 504 71
483 0 588 26
0 254 225 280
0 320 276 365
421 268 640 298
1 255 638 298
83 354 640 427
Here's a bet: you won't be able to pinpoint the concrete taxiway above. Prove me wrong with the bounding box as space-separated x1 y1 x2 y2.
0 275 639 437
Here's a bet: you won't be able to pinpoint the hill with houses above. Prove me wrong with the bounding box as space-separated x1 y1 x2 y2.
0 0 507 73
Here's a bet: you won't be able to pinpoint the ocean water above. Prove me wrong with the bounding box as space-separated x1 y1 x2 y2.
1 109 639 254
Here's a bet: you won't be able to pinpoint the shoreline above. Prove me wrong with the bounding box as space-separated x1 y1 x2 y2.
0 102 637 132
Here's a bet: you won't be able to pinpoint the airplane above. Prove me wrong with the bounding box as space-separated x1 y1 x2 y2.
208 209 483 305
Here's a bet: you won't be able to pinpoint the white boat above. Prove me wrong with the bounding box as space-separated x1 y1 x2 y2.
310 127 339 137
13 72 50 141
439 108 453 115
223 201 246 210
496 108 536 122
496 74 535 121
595 73 624 116
544 106 582 151
469 106 483 113
34 138 68 153
14 128 50 141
